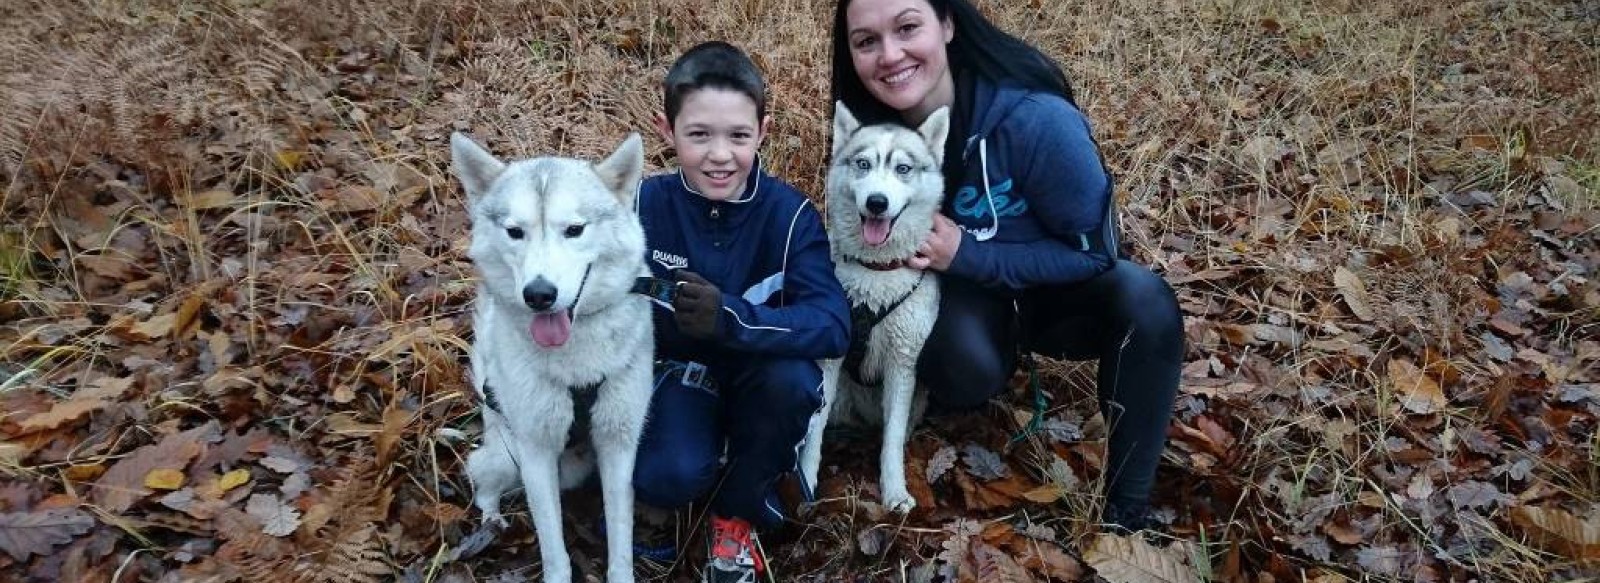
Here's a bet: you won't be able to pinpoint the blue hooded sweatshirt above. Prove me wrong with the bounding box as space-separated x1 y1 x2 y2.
943 76 1119 291
636 164 851 361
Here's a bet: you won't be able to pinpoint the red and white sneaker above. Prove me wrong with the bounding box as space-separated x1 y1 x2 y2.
703 515 766 583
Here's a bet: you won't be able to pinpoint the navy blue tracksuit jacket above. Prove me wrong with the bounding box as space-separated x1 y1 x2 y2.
631 166 849 527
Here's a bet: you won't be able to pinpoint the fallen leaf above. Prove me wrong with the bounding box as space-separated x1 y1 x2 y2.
144 468 186 490
279 472 311 498
1021 484 1066 504
64 464 105 482
1040 417 1083 443
857 527 886 556
171 289 208 341
374 398 411 467
1458 135 1498 151
1085 533 1200 583
159 488 228 521
186 190 237 210
0 509 96 561
217 469 251 493
1510 505 1600 560
422 502 467 525
1322 519 1364 545
1389 359 1446 414
94 422 214 513
76 376 137 401
1240 135 1286 168
128 312 178 341
320 185 386 213
1333 267 1375 321
275 149 305 171
955 471 1020 511
962 444 1009 481
0 443 24 467
926 445 958 483
1195 415 1235 451
246 493 301 537
1017 541 1085 581
1446 481 1506 510
77 254 137 279
1355 545 1406 576
1488 315 1530 338
1405 473 1435 500
259 444 311 474
972 539 1035 582
14 398 109 433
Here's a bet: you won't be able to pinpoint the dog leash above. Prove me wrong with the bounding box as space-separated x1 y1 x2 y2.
1008 354 1047 445
1008 297 1048 445
631 276 681 304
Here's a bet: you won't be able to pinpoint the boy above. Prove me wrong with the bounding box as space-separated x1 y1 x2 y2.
632 41 850 582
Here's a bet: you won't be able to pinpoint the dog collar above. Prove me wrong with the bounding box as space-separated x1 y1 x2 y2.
854 258 907 271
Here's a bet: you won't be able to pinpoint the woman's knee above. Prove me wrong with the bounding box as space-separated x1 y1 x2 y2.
1106 261 1183 349
917 341 1012 411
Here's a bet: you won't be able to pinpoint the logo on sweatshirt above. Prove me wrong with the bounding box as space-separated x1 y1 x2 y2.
953 178 1028 221
651 249 688 271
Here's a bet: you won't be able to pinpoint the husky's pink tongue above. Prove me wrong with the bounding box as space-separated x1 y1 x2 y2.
862 218 892 246
530 311 573 348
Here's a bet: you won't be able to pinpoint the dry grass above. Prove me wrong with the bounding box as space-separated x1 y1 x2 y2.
1 0 1596 581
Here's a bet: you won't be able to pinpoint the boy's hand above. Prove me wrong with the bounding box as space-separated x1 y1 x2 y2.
672 270 723 339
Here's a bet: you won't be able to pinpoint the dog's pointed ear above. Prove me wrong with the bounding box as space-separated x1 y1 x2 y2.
917 106 951 166
595 132 645 207
831 101 861 159
451 132 506 203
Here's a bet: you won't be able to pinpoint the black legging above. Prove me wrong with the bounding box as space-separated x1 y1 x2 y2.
915 260 1183 514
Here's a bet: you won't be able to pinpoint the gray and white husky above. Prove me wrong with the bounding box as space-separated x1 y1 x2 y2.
453 132 653 583
799 102 948 513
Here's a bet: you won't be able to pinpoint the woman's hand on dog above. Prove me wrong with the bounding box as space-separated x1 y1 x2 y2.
672 270 723 339
909 214 961 272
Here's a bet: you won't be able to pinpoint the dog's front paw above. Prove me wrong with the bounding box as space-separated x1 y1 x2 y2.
605 565 636 583
883 487 917 514
480 511 509 530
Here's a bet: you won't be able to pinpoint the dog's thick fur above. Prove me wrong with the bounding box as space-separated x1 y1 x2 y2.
800 103 949 513
453 133 653 583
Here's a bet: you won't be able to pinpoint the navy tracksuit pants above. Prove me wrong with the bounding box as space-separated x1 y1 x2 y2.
632 355 822 529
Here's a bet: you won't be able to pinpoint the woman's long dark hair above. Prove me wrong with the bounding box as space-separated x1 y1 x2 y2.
830 0 1077 126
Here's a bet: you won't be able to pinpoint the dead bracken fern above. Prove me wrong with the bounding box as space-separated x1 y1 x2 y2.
209 460 391 583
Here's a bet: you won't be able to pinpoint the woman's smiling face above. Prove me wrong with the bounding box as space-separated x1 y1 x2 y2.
845 0 956 124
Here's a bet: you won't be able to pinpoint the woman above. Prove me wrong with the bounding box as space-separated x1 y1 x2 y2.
831 0 1185 532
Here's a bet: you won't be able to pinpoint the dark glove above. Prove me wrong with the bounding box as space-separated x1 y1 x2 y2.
672 270 723 339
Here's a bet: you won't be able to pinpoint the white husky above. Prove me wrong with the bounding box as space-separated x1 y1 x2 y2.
453 132 653 583
799 103 948 513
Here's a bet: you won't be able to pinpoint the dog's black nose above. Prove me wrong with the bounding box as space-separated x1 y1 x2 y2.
864 194 889 215
523 278 558 311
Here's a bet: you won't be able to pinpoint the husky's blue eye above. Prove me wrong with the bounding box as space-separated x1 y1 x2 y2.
506 226 524 240
854 158 870 171
894 163 912 175
564 224 586 238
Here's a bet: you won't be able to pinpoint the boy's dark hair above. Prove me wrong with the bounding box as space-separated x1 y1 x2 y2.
829 0 1077 126
663 41 768 126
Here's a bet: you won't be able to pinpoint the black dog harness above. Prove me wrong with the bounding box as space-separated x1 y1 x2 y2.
482 377 604 449
842 264 926 386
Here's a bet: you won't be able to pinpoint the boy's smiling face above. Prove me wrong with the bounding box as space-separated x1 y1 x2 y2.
656 88 770 202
